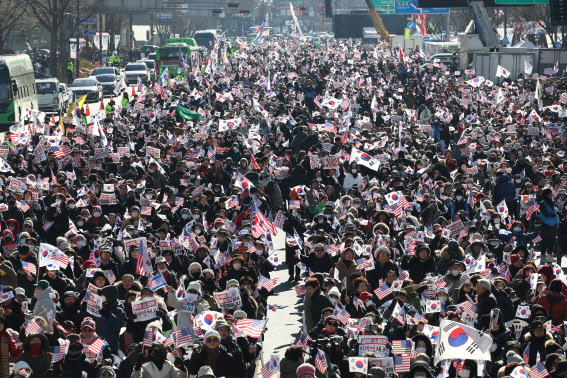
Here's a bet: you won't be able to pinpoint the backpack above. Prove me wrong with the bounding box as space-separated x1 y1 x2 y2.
494 289 515 321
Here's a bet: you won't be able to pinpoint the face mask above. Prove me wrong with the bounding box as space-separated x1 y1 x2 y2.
77 241 85 248
318 219 324 224
378 257 388 263
292 211 298 217
233 262 242 271
351 169 357 173
149 169 155 174
5 237 12 243
114 246 123 252
451 269 460 276
55 199 61 205
94 212 101 217
158 267 167 273
456 196 463 201
233 147 238 151
195 229 202 235
438 296 448 303
513 227 522 232
69 204 76 209
192 272 200 278
192 214 199 219
330 297 338 305
414 375 427 378
151 349 167 365
77 221 84 227
415 347 427 354
317 177 322 182
182 214 189 219
131 212 139 217
146 194 154 199
325 214 331 218
458 370 470 378
8 226 14 232
30 342 41 352
516 179 522 183
190 174 196 179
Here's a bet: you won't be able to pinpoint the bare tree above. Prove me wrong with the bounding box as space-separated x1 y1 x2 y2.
0 0 27 53
25 0 102 79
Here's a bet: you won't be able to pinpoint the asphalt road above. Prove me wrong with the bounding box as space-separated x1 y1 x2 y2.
262 228 304 363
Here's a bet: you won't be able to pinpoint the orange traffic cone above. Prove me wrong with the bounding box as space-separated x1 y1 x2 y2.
110 94 113 102
122 90 125 99
85 104 90 116
100 101 104 110
132 86 136 96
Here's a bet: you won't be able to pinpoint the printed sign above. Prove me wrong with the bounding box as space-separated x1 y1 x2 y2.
213 287 242 309
86 292 102 317
180 293 199 313
368 358 394 377
132 297 159 322
358 335 389 357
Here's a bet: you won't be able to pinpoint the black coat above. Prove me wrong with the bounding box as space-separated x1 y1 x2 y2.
188 344 243 378
366 259 398 289
310 289 333 325
477 290 498 319
401 254 436 285
299 252 334 274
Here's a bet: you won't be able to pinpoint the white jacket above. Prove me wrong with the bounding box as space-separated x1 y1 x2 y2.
133 360 188 378
32 287 57 319
167 290 208 340
343 173 363 190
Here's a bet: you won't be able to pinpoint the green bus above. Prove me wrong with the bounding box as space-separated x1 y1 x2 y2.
156 42 200 77
0 54 37 129
164 38 197 47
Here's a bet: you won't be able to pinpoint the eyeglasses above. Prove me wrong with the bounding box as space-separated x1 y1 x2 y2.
205 338 219 343
24 225 31 228
327 322 338 327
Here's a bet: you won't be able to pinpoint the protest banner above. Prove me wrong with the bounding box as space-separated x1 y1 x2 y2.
132 297 159 322
180 293 199 313
358 335 388 357
213 287 242 309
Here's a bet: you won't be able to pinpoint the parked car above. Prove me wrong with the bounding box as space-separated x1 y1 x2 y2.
95 74 119 97
124 62 150 85
70 77 103 102
59 83 72 110
36 78 63 113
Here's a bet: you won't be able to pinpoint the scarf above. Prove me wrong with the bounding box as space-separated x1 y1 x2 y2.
205 347 220 372
81 333 98 345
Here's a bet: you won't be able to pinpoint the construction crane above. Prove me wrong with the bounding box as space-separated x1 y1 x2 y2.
363 0 391 44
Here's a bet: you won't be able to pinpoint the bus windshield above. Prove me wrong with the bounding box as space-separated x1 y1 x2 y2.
195 33 215 48
0 68 10 102
159 49 181 60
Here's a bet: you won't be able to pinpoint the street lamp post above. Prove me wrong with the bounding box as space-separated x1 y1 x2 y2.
76 0 80 79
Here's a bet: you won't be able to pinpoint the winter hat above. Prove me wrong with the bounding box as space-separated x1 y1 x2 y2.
538 264 553 279
506 351 524 364
296 363 316 378
80 317 95 330
359 292 373 301
98 366 115 377
187 281 202 295
550 279 563 293
510 254 521 263
204 330 220 340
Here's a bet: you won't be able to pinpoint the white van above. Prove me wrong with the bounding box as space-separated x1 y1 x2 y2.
35 78 62 113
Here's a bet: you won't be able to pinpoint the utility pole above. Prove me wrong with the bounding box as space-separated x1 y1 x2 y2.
76 0 80 78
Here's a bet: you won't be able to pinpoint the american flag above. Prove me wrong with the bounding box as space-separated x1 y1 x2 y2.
295 332 311 349
154 83 166 99
461 301 477 318
315 349 328 374
251 199 276 238
236 319 267 338
143 330 154 347
532 234 542 244
499 263 511 282
394 354 411 373
175 197 184 206
341 133 348 145
225 219 237 234
104 270 116 284
526 198 539 220
258 275 279 292
261 362 276 378
457 131 468 145
250 152 261 170
288 200 301 210
435 276 447 288
164 333 174 347
392 340 413 355
52 145 72 158
207 145 216 160
149 273 167 291
398 268 409 280
374 282 392 300
530 361 549 378
25 319 42 335
295 285 306 296
191 315 205 339
227 196 239 208
87 338 108 354
19 201 30 213
172 327 193 347
21 261 37 275
51 342 68 363
468 190 476 209
337 307 351 324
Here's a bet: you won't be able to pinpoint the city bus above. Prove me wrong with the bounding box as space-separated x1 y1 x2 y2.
194 30 219 49
0 54 37 129
155 42 200 77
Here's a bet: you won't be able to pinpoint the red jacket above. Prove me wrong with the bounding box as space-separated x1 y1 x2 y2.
538 294 567 325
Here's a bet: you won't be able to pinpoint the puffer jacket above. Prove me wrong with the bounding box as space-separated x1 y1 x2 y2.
494 174 516 205
32 286 57 319
133 360 188 378
330 250 361 283
16 333 52 378
437 244 465 275
401 249 436 284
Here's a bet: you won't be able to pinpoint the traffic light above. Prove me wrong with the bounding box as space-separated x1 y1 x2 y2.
146 30 150 40
300 12 303 15
297 6 300 10
317 12 320 15
325 0 332 17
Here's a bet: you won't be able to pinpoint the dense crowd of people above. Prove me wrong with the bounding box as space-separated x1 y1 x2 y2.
0 37 566 378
